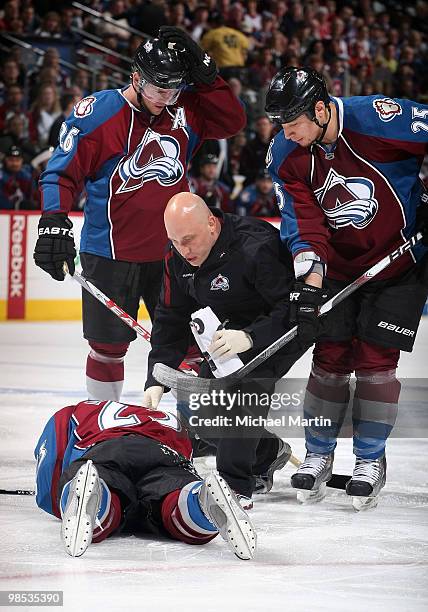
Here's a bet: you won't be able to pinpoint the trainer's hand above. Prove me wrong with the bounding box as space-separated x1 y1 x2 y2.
209 329 253 362
143 385 164 409
289 282 329 346
159 26 217 86
33 213 76 281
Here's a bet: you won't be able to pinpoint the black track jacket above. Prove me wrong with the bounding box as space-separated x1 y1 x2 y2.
145 210 302 388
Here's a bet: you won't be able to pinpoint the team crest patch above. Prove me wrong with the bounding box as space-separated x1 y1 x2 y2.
74 96 96 118
210 274 229 291
116 128 183 193
314 168 378 230
372 98 402 122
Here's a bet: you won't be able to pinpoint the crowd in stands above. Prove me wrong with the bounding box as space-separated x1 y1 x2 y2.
0 0 427 212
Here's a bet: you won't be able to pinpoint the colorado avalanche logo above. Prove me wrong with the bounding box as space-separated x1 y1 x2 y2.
210 274 230 291
315 168 378 230
373 98 402 122
116 128 183 193
74 96 96 118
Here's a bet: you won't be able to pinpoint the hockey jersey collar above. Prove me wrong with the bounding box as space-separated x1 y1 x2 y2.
331 96 344 139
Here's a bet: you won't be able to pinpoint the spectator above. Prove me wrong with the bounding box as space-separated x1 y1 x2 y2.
189 4 210 42
0 85 37 143
0 1 19 31
201 13 251 80
30 83 61 148
236 168 277 217
242 0 261 35
190 154 232 212
0 146 36 210
239 115 274 186
71 68 90 97
0 114 40 164
0 59 21 104
34 11 63 38
98 0 131 42
21 5 41 34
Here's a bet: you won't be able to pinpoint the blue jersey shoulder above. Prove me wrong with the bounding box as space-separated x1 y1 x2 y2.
64 88 127 136
266 130 299 176
339 94 428 143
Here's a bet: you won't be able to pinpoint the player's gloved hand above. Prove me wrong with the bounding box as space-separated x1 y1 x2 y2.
416 191 428 246
33 213 76 281
143 385 164 409
209 329 253 362
289 282 329 346
159 26 217 86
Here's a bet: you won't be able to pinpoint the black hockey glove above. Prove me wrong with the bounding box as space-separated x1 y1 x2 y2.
159 26 218 86
289 282 329 346
34 213 76 281
416 191 428 246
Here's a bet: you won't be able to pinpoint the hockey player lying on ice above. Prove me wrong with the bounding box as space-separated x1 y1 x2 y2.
34 400 256 559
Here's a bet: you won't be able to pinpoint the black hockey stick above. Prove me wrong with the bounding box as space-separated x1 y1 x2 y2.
153 232 423 393
0 489 35 496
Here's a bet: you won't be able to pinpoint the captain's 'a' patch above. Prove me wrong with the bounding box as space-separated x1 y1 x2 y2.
172 107 187 130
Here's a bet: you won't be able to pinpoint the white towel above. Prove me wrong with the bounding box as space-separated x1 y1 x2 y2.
190 307 244 377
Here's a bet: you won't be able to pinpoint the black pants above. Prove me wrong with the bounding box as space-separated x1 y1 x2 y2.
80 253 163 343
59 435 200 537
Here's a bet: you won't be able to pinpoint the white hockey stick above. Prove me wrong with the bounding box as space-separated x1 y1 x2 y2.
153 232 423 393
63 263 152 341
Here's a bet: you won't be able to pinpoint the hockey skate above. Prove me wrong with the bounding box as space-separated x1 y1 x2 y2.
346 455 386 512
254 439 292 494
291 452 334 504
60 460 102 557
199 471 257 560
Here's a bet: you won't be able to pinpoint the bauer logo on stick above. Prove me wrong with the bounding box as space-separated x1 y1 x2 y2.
372 98 402 122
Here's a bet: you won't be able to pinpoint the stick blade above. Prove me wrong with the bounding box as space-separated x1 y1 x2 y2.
153 363 224 394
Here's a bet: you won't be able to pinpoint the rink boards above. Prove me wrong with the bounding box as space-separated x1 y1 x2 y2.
1 210 427 321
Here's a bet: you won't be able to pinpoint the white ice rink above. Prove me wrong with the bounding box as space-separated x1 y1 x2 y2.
1 320 427 612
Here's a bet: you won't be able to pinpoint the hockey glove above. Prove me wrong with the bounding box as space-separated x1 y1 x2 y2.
159 26 218 86
34 213 76 281
209 329 253 362
416 191 428 246
289 282 329 346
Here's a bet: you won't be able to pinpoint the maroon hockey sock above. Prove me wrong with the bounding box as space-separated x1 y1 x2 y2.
161 485 217 545
92 490 122 544
86 341 129 401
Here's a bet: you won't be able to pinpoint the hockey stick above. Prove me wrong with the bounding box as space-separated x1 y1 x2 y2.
0 489 35 496
153 232 423 393
63 264 152 342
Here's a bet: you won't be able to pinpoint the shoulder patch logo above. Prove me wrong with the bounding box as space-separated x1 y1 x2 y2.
210 274 230 291
74 96 96 118
372 98 402 122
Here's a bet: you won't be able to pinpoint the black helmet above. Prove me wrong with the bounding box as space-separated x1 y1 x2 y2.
265 67 330 124
132 38 188 90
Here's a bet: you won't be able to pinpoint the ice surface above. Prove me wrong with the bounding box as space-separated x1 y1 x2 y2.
0 320 427 612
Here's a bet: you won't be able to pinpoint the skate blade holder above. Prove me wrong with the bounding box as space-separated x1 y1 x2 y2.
296 482 327 504
352 494 380 512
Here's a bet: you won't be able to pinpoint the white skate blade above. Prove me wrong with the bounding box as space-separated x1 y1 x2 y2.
296 482 327 504
61 460 99 557
352 494 380 512
205 473 257 560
